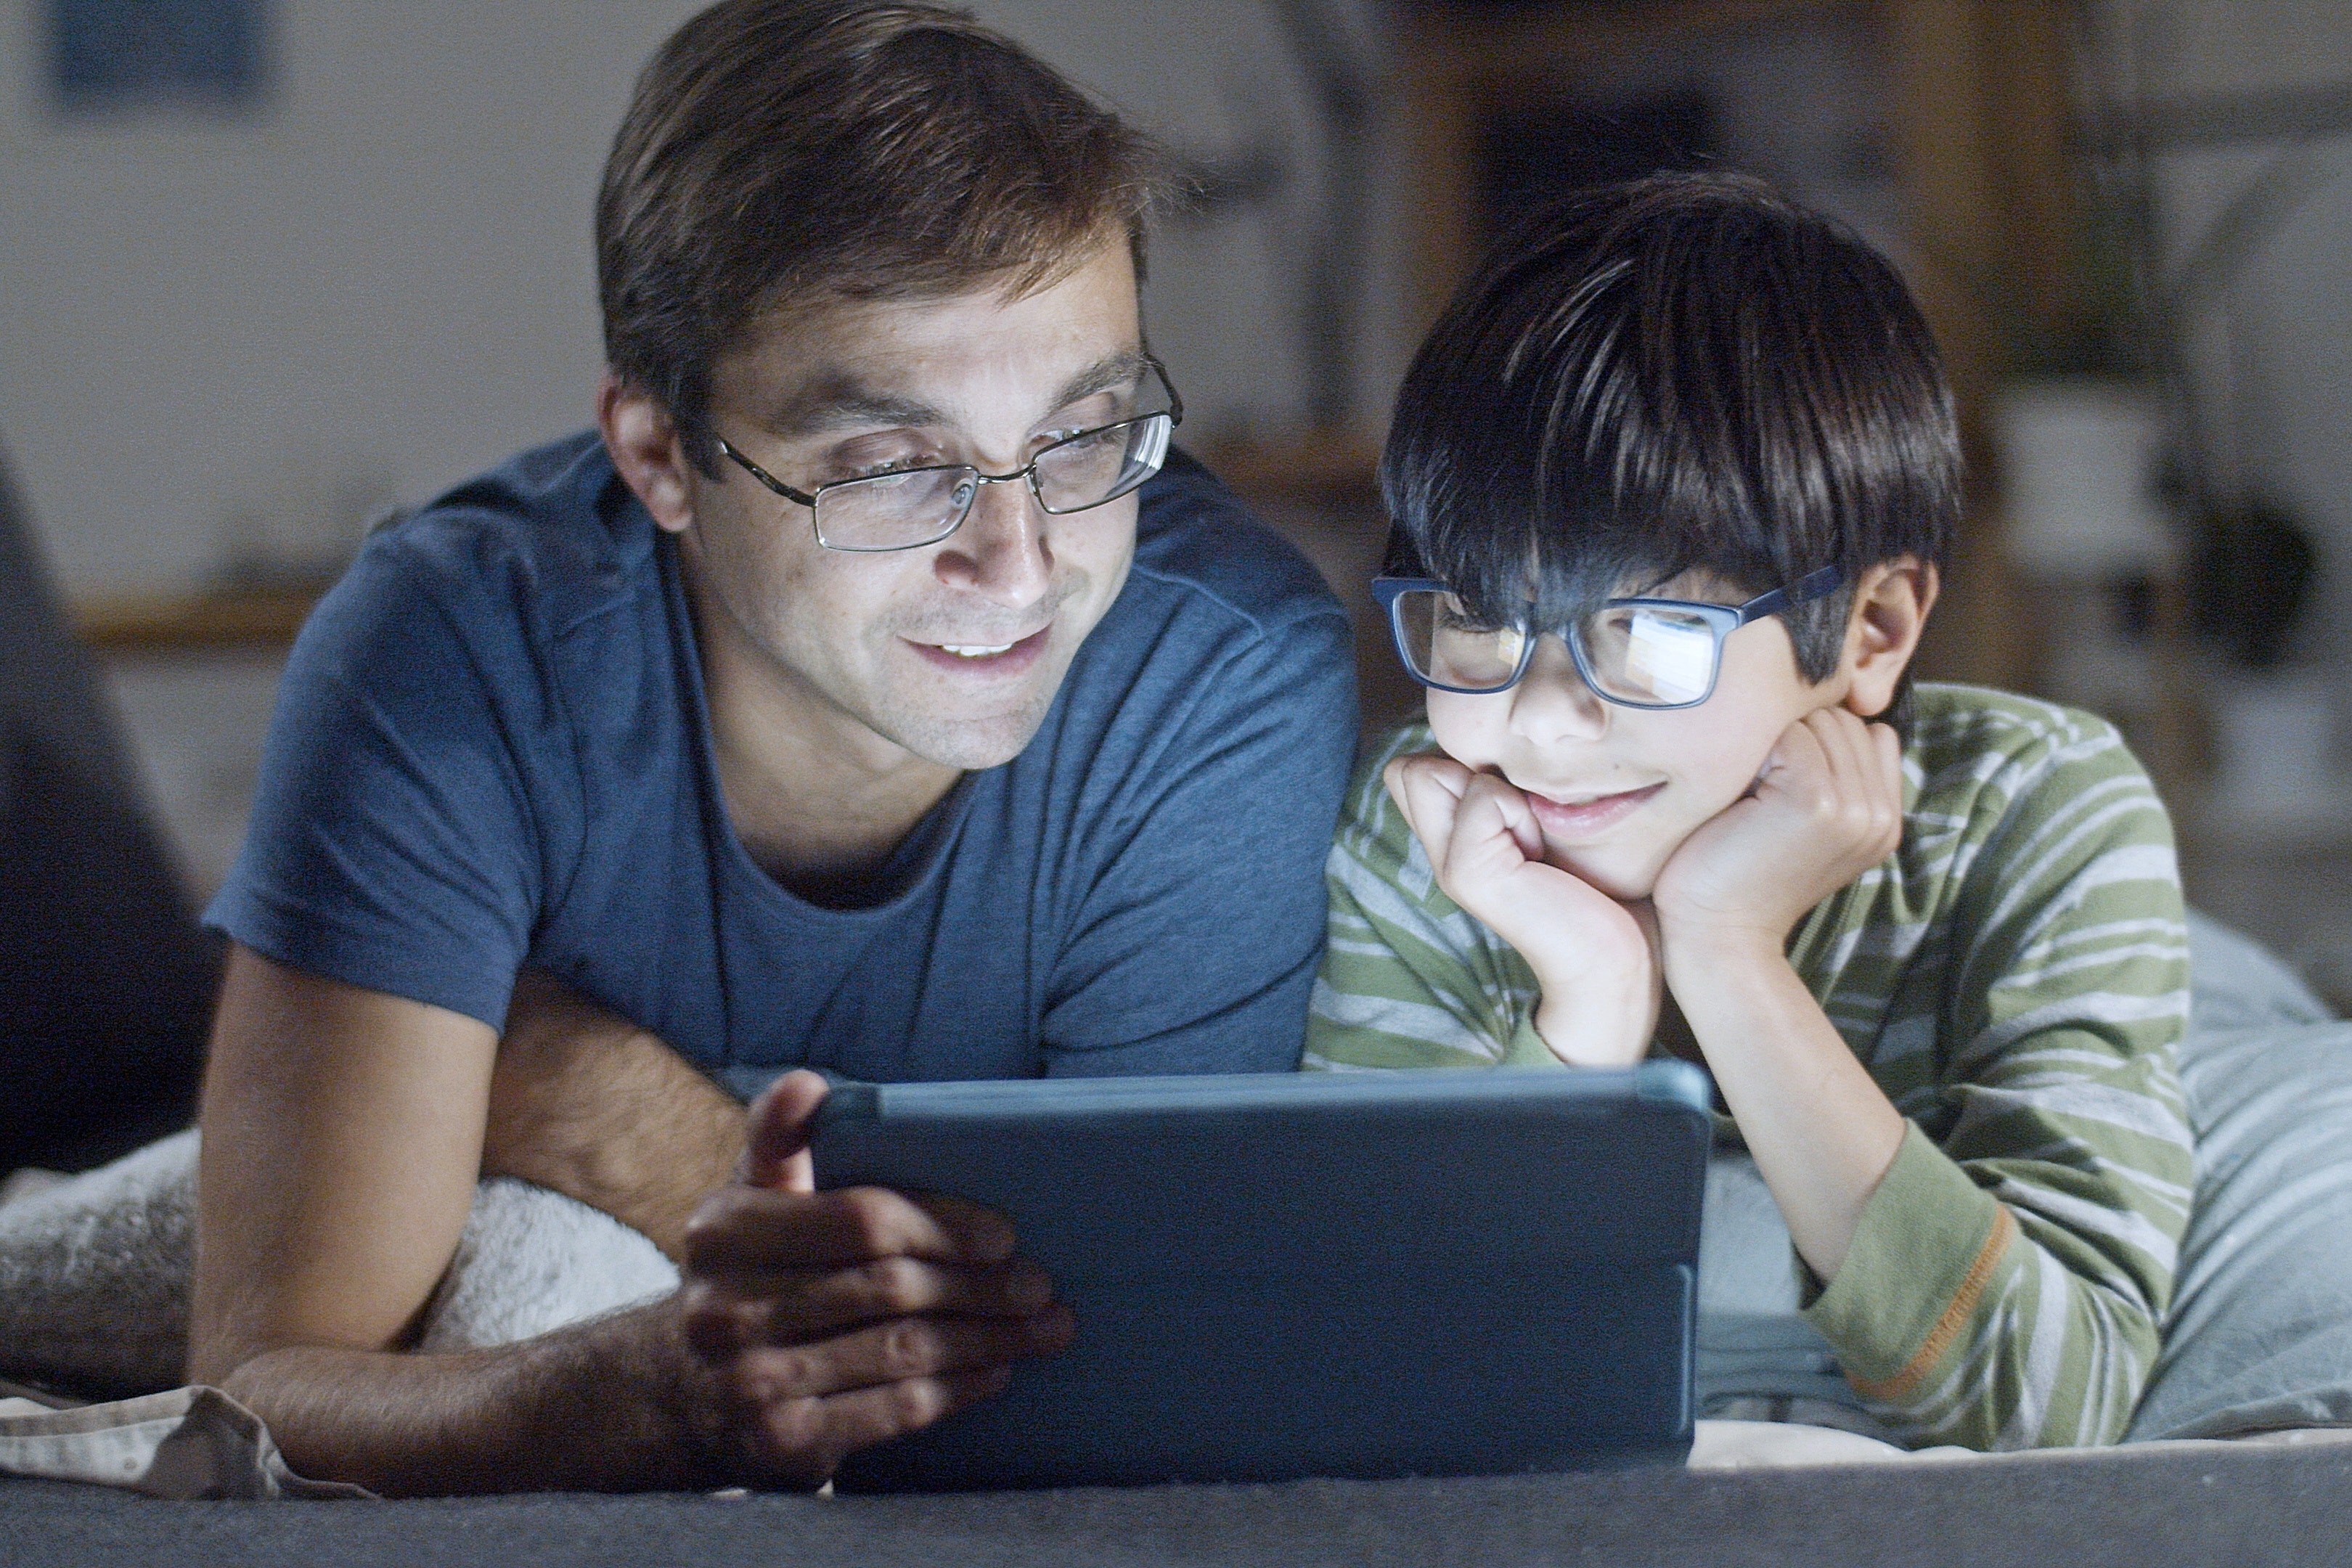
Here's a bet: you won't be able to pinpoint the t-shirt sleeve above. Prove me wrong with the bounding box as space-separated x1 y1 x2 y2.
1306 725 1557 1071
1034 600 1357 1077
1804 710 2194 1450
204 537 565 1030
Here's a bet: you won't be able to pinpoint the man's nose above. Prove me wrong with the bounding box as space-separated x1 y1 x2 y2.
1506 635 1609 746
934 473 1052 608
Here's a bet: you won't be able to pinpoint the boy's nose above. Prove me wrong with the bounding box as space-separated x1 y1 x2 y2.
1506 635 1610 746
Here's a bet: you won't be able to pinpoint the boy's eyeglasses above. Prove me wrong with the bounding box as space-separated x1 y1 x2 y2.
1372 565 1845 709
714 360 1182 553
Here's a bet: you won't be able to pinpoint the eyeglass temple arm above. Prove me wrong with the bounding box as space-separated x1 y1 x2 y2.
1735 564 1845 626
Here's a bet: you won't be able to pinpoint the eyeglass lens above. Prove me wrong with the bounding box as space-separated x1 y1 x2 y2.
1392 589 1724 706
814 412 1173 551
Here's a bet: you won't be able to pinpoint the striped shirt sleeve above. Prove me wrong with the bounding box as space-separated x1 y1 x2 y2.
1809 694 2193 1450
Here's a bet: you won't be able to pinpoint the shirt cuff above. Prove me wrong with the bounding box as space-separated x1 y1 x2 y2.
1801 1121 2014 1402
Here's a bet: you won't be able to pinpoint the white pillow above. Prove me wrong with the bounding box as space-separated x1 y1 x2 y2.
0 1130 678 1397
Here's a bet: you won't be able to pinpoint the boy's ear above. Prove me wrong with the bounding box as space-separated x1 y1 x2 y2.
1838 558 1939 719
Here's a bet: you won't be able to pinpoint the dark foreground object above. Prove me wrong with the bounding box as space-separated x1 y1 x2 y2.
9 1439 2352 1568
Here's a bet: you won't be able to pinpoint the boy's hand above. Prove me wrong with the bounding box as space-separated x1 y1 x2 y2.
1384 753 1658 1066
1652 707 1902 961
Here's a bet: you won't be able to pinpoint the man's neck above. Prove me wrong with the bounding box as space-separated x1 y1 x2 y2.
686 579 960 902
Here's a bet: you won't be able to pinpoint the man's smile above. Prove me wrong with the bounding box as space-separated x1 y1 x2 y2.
904 622 1053 674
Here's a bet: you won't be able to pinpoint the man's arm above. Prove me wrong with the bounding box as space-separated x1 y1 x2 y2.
481 972 746 1260
192 944 1071 1495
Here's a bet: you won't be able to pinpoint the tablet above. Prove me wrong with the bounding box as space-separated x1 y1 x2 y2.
809 1061 1712 1493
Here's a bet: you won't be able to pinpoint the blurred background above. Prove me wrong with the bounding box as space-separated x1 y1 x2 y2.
5 0 2350 997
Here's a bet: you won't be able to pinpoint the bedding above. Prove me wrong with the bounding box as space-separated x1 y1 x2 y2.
1691 910 2352 1444
3 912 2348 1498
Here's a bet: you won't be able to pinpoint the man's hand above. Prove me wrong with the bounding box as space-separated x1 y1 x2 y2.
1652 706 1903 962
483 973 749 1261
1384 753 1657 1066
674 1071 1075 1489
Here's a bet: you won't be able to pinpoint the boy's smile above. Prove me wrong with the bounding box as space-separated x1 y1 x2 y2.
1424 575 1846 902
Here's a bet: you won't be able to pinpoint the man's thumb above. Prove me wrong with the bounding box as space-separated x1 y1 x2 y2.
741 1068 827 1192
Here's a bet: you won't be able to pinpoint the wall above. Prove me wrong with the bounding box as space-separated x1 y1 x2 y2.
0 0 1360 599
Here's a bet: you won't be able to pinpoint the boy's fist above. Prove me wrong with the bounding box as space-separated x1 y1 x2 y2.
1383 752 1657 1066
1652 706 1903 959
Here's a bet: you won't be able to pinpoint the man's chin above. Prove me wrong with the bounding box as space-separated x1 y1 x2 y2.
886 701 1055 773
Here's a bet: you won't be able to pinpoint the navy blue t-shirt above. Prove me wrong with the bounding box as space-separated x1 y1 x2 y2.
207 432 1356 1087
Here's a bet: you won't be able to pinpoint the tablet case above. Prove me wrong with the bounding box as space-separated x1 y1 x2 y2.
810 1062 1712 1492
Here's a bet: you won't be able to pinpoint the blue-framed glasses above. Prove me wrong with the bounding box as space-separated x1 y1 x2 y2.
1372 565 1844 709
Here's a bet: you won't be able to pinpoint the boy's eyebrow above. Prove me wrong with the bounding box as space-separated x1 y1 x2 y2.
755 349 1153 441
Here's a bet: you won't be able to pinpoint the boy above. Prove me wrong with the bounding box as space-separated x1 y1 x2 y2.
1309 173 2193 1452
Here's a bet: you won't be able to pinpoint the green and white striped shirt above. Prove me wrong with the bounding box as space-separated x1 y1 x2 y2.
1307 684 2193 1450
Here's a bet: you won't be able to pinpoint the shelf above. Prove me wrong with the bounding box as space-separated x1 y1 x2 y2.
71 589 321 651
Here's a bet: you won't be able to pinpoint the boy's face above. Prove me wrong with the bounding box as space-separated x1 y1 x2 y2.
1423 572 1851 902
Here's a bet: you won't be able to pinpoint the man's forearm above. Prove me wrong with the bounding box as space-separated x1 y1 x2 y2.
486 977 748 1258
219 1299 711 1497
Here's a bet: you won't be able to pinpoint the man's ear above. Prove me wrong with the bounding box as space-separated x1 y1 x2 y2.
1838 558 1939 719
596 369 697 536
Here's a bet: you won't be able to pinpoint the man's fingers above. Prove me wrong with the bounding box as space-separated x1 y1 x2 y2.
1790 709 1903 859
686 1181 1011 1275
719 1305 1074 1404
741 1069 827 1191
714 1317 1068 1488
687 1255 1058 1350
742 1365 1017 1487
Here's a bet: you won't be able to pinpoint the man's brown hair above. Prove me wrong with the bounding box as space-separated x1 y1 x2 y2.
597 0 1169 472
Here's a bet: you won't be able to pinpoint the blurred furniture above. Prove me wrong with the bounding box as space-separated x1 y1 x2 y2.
0 438 219 1175
1402 0 2076 695
1218 0 2091 710
70 590 318 652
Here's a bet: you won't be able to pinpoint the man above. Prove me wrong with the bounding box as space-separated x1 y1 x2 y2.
189 0 1354 1494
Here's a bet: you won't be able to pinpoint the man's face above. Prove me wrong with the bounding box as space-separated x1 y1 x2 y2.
672 240 1146 772
1424 573 1847 902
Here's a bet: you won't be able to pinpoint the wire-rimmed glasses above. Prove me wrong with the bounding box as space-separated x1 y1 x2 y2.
1373 565 1845 709
715 360 1183 552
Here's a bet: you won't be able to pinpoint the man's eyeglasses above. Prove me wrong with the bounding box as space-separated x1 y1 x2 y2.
715 360 1183 553
1372 565 1845 709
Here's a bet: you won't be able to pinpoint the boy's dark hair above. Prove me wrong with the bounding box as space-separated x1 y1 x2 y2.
598 0 1170 475
1381 171 1959 686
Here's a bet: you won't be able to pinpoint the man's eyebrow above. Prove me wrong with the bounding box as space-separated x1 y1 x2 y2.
759 373 947 438
1046 349 1153 414
756 348 1152 439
